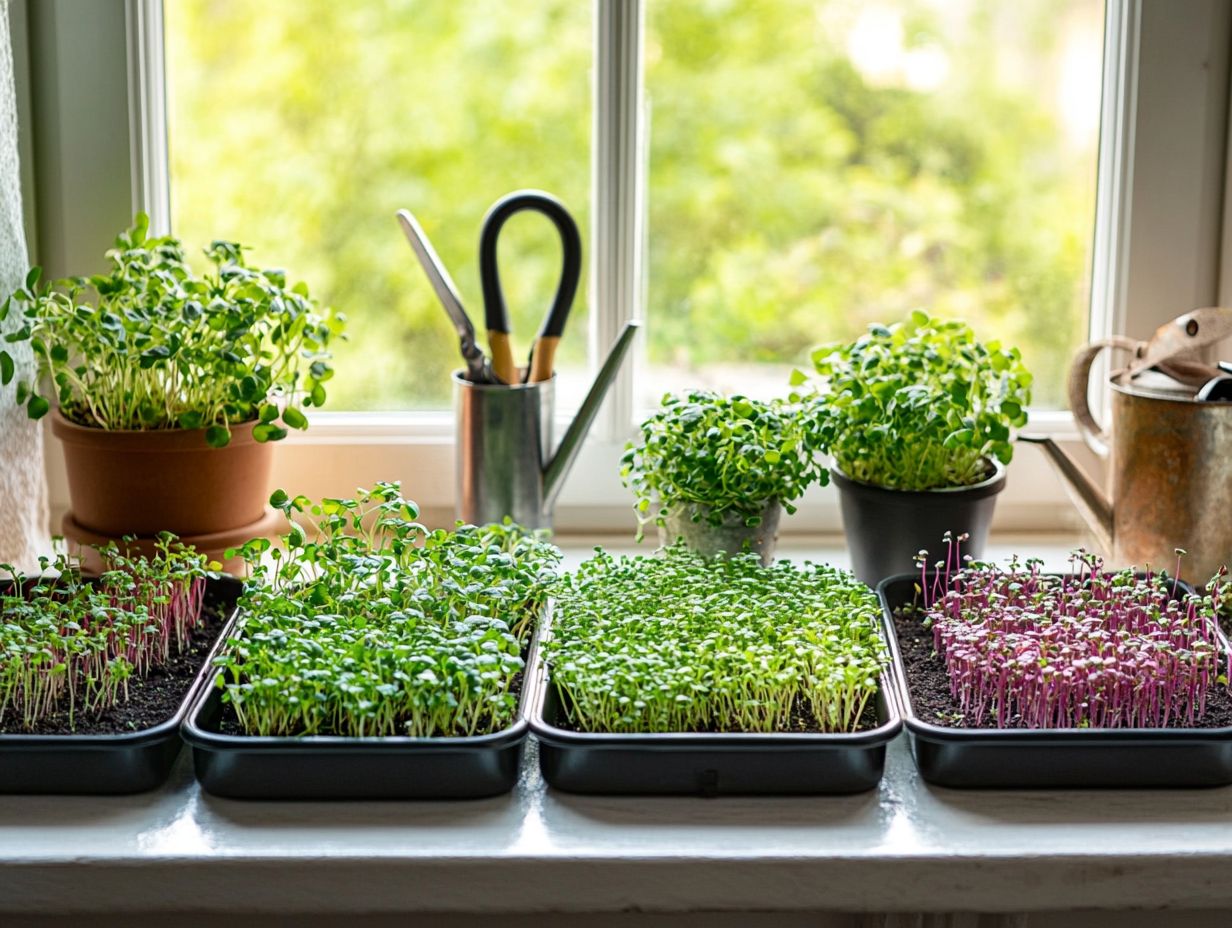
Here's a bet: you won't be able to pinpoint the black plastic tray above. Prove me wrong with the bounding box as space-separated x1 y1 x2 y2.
183 632 532 800
527 621 904 796
0 575 242 794
878 573 1232 789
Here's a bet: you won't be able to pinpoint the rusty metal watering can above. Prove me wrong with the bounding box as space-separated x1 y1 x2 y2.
1022 308 1232 581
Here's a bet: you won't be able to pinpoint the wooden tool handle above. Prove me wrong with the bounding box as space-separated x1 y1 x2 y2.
527 335 560 384
488 331 517 385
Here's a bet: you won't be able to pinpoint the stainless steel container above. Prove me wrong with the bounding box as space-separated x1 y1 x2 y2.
454 372 555 529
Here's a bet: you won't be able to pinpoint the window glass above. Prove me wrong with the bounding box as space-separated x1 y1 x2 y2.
166 0 592 410
644 0 1105 408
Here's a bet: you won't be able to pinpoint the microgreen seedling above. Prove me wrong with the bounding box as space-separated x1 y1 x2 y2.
217 484 560 738
0 213 346 447
545 545 887 734
916 535 1231 729
621 390 829 540
0 538 211 730
794 311 1032 490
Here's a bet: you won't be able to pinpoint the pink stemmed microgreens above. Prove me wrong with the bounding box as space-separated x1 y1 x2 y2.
915 534 1230 729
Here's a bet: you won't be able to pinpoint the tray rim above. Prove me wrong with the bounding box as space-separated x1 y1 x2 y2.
878 571 1232 745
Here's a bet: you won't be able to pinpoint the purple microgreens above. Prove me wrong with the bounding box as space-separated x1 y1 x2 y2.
914 536 1230 730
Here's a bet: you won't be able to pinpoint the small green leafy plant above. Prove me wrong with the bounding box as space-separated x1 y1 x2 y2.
217 484 560 738
621 390 829 539
0 213 345 447
544 545 887 733
795 312 1031 491
0 538 212 730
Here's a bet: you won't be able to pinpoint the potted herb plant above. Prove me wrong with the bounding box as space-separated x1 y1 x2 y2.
0 213 344 563
797 311 1031 584
620 390 828 563
878 536 1232 788
0 537 239 794
183 483 560 799
528 544 902 795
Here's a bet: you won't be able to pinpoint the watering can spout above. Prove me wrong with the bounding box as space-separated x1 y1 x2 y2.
542 321 641 509
1019 434 1114 552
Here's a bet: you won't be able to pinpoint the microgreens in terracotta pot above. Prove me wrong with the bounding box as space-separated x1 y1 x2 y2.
0 212 344 447
216 483 560 738
545 544 887 734
620 390 828 560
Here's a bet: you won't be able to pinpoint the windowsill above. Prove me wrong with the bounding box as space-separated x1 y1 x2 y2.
9 536 1232 924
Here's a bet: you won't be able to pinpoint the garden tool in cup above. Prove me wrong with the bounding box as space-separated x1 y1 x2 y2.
455 320 640 530
1022 307 1232 580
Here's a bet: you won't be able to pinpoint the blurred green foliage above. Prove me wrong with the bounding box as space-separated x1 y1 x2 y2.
167 0 1099 410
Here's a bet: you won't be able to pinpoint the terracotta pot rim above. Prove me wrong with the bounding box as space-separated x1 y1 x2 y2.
63 506 284 550
50 407 261 451
831 458 1007 501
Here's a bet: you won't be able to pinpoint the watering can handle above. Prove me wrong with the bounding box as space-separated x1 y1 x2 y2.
1068 336 1138 458
1069 307 1232 456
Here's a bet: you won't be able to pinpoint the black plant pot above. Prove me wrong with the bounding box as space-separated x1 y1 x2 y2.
832 460 1006 586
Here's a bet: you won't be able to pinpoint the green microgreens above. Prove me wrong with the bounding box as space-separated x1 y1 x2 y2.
0 212 346 447
0 538 212 731
620 390 829 540
216 483 561 738
544 545 887 734
793 311 1032 490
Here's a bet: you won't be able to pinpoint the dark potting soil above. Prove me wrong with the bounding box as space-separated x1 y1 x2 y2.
893 608 1232 730
210 670 528 738
0 589 232 736
550 688 882 735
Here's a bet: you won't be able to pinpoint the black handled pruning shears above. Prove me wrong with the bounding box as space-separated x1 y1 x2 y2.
479 190 582 385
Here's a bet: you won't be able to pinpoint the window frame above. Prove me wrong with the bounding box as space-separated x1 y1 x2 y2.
17 0 1232 534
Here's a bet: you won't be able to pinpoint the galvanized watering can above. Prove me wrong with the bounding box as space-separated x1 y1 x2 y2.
1022 308 1232 581
455 321 639 530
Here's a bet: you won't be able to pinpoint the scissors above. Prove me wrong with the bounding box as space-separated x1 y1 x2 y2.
479 190 582 385
396 208 492 383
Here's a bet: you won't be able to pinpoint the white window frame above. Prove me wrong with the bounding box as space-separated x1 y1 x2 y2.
16 0 1232 535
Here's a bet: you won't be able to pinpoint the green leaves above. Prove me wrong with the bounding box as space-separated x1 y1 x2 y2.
218 485 561 738
803 315 1032 490
0 215 345 445
545 546 888 734
622 390 830 540
25 394 50 419
0 351 12 386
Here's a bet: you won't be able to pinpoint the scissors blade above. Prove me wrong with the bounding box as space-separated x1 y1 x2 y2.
396 209 488 379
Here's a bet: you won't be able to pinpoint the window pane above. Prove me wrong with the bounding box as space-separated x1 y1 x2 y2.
644 0 1104 408
166 0 591 410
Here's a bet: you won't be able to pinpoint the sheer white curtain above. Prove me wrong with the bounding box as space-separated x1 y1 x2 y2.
0 0 49 570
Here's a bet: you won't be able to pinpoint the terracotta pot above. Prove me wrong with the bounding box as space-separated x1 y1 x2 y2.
51 409 274 537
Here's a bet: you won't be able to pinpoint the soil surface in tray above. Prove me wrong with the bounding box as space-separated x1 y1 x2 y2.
0 587 233 736
549 689 882 735
893 608 1232 730
210 670 527 738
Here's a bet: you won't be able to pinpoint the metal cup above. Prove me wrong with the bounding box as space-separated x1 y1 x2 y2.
454 371 555 529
